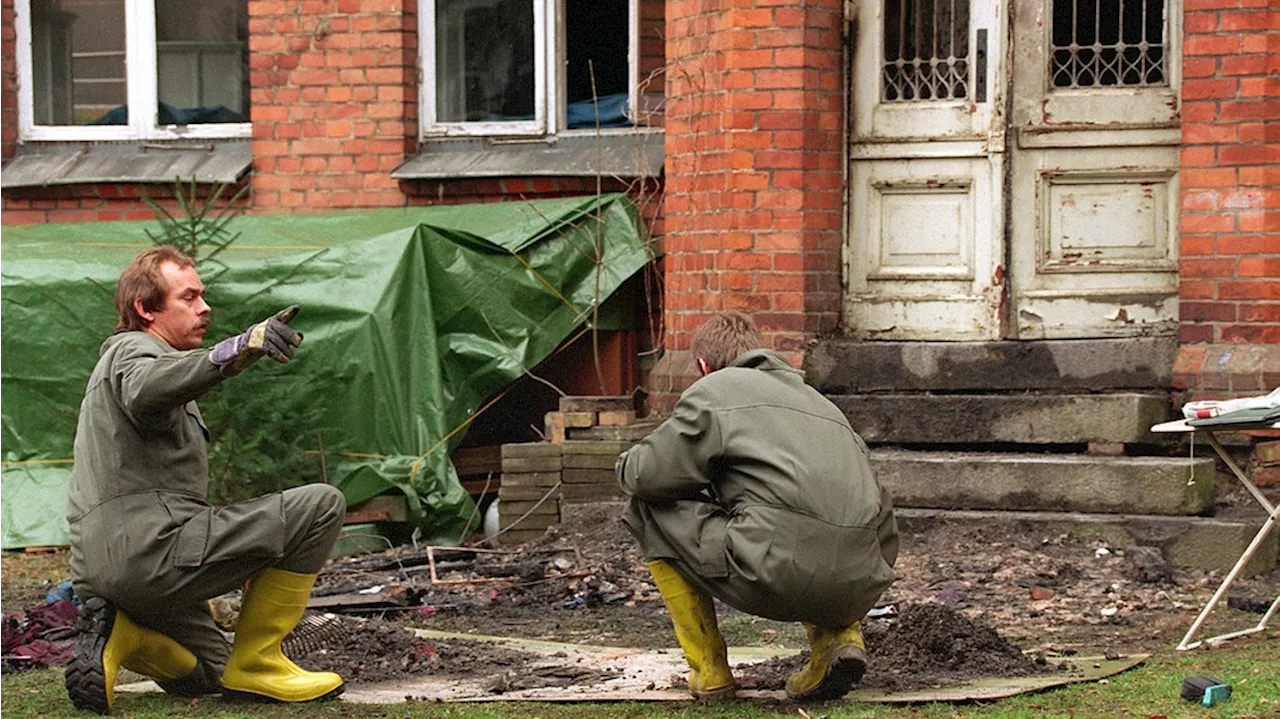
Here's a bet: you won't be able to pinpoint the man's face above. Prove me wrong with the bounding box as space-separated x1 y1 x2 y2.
140 262 210 350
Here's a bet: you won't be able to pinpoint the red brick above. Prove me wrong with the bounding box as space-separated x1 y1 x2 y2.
1239 258 1280 277
1184 35 1240 56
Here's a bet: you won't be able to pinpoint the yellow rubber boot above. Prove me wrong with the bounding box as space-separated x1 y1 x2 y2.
648 560 735 703
65 598 198 714
785 621 868 701
220 568 345 703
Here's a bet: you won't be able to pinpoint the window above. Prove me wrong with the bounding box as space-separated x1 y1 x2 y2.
882 0 971 102
1051 0 1166 88
16 0 250 140
420 0 664 137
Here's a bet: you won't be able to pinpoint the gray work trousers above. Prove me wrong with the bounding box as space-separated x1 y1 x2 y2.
75 484 345 687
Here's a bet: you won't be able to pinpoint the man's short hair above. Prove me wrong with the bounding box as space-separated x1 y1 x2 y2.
114 246 196 332
690 311 766 372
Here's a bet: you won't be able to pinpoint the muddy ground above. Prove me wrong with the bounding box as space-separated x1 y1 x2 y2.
5 500 1276 695
282 501 1276 692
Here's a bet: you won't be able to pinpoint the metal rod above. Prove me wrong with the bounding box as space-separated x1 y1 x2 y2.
1176 505 1279 650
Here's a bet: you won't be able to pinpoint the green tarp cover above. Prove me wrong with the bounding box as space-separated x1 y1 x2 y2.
1 194 650 549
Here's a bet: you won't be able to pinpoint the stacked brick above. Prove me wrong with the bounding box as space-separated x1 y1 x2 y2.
497 443 564 545
496 396 657 544
1252 440 1280 503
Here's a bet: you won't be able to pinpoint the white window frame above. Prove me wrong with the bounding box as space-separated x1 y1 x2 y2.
14 0 251 142
420 0 644 138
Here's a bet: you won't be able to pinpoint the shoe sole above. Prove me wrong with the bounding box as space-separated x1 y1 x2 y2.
790 646 868 702
692 685 737 705
64 598 115 715
222 684 345 703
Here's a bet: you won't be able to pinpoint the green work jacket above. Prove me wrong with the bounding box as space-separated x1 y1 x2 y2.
66 332 286 612
618 349 898 626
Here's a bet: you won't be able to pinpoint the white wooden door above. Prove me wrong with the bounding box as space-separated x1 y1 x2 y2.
847 0 1006 340
1007 0 1181 338
846 0 1180 341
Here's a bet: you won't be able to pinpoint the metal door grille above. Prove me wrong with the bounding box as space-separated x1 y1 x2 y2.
882 0 970 102
1051 0 1166 87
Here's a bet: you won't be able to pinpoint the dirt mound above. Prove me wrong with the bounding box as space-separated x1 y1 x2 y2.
289 614 539 686
736 602 1056 692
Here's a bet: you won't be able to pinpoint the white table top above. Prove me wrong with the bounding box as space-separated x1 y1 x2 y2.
1151 418 1280 433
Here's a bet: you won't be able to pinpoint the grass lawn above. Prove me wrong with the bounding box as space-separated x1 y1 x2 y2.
3 637 1277 719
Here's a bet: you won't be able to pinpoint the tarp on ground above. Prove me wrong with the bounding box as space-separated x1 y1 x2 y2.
1 193 651 549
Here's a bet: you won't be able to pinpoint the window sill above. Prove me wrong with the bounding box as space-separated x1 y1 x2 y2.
391 130 664 181
0 139 252 189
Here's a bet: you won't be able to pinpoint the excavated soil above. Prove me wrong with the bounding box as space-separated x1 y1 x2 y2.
6 500 1277 695
285 501 1277 692
734 604 1060 693
288 615 540 686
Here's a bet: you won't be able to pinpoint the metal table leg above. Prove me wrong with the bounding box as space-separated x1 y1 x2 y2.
1176 430 1280 650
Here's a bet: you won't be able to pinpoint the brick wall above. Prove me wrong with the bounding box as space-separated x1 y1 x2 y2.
1174 0 1279 396
247 0 415 210
1 0 16 163
656 0 844 403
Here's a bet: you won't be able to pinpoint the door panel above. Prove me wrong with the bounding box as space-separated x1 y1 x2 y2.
1008 0 1180 338
846 0 1005 340
846 156 1004 340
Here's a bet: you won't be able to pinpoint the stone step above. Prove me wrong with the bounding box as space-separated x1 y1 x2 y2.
833 392 1171 445
895 508 1278 577
872 449 1216 516
806 337 1177 393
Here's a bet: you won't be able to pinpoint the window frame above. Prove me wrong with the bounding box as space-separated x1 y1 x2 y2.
14 0 251 142
419 0 644 139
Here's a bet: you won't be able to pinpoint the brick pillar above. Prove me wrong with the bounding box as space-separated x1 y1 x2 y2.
656 0 844 403
1173 0 1279 397
2 0 18 163
248 0 415 211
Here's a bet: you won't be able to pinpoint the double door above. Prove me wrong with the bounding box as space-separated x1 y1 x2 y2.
846 0 1181 340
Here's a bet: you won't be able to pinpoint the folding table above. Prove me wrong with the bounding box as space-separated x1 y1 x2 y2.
1151 416 1280 650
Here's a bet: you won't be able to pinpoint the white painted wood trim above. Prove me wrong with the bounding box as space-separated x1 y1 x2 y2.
14 0 251 142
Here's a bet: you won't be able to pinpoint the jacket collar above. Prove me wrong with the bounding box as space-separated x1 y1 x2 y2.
728 348 799 374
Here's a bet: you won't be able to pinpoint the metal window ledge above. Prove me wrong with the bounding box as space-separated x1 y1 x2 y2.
392 132 664 180
1 140 252 189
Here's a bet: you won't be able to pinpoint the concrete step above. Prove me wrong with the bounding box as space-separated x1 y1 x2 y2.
896 508 1278 577
833 392 1171 445
872 449 1216 516
806 337 1177 393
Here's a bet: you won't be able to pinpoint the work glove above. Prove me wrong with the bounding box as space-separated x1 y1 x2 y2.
208 305 304 377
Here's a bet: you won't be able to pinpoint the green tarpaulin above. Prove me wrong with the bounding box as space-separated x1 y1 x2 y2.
1 193 651 549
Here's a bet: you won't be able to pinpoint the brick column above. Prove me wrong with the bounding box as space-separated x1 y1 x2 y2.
1173 0 1279 397
656 0 845 401
247 0 416 211
2 0 18 163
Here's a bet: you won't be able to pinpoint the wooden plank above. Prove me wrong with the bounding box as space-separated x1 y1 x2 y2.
501 442 563 459
561 440 632 455
453 445 503 476
306 584 415 610
563 454 619 470
598 410 636 427
563 411 596 428
544 412 567 445
568 423 658 442
501 456 563 473
559 396 634 414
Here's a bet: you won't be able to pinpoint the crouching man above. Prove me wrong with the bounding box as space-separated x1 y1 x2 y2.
617 311 899 703
64 246 347 714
